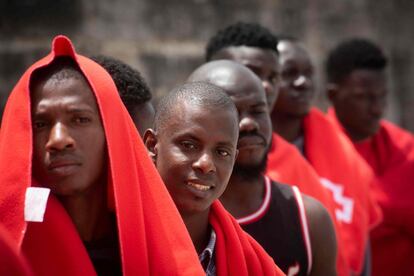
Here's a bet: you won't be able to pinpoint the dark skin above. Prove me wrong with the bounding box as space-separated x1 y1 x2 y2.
210 46 281 111
189 60 337 275
130 101 155 137
144 101 239 253
31 74 112 242
328 69 387 141
271 40 315 142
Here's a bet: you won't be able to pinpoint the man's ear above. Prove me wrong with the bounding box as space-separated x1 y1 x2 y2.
326 83 339 103
143 128 158 163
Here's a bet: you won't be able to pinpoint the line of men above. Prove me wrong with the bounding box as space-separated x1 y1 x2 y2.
0 21 412 276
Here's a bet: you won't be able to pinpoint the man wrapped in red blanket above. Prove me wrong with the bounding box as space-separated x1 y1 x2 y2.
326 38 414 276
0 35 204 276
144 81 284 275
270 37 382 274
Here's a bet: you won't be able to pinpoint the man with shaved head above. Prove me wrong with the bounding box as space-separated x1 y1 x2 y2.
188 60 337 276
144 81 283 275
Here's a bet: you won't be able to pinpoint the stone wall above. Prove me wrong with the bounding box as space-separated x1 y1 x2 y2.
1 0 413 130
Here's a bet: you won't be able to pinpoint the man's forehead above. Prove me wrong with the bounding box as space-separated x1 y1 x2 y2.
175 102 238 138
31 75 98 110
221 46 277 62
161 101 231 131
278 41 309 59
230 89 267 107
207 72 266 105
347 69 386 83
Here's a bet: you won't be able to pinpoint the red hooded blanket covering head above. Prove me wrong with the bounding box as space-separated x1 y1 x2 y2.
328 108 414 275
302 108 382 273
209 201 284 275
0 35 204 276
266 133 350 275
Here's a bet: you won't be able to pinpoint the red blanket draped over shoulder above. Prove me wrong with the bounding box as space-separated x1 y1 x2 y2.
210 201 285 275
328 108 414 276
302 108 382 273
266 133 335 212
266 133 350 275
0 36 204 276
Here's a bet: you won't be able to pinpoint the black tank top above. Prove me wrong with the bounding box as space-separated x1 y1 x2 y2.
237 177 311 276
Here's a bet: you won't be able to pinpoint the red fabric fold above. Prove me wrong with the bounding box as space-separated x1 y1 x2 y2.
303 108 382 273
266 133 335 211
0 35 204 276
209 201 285 275
266 133 350 275
0 224 32 276
328 108 414 275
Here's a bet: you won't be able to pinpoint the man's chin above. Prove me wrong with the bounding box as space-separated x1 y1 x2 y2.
233 157 268 181
349 124 379 141
362 121 381 137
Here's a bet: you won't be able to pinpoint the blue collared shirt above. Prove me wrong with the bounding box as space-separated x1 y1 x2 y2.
199 229 216 276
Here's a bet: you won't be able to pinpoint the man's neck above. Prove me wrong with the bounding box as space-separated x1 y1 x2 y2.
345 127 371 142
271 111 304 143
220 173 265 219
58 183 112 242
181 210 210 255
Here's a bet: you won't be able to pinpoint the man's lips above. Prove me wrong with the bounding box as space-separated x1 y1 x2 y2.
47 160 81 170
186 179 215 192
46 159 82 177
238 135 265 148
291 91 312 103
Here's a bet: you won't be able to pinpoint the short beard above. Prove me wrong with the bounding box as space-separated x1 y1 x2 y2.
232 154 268 181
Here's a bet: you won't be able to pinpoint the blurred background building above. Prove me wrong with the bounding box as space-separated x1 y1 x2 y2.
1 0 413 131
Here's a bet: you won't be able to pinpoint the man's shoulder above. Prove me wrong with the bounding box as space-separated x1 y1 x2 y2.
268 179 295 196
381 120 414 152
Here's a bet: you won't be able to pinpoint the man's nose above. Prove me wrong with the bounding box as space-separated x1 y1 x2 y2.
192 152 216 174
45 123 75 152
293 75 311 89
239 116 259 133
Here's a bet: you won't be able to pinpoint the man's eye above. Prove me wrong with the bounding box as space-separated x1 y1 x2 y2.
217 149 230 157
269 74 279 84
282 68 297 78
74 117 91 124
33 121 46 129
252 109 267 115
181 141 196 150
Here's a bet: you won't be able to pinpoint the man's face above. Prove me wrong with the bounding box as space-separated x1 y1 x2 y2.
330 69 387 141
149 102 238 215
131 102 155 137
31 75 106 196
274 41 315 117
226 72 272 173
211 46 280 110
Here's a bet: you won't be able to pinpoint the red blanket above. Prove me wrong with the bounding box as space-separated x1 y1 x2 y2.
0 36 204 276
210 201 285 275
0 224 32 276
303 108 382 273
266 133 335 211
328 108 414 275
266 133 349 275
